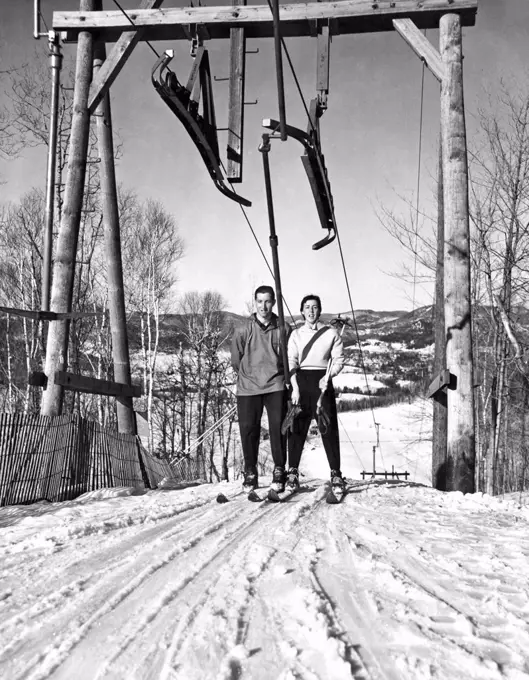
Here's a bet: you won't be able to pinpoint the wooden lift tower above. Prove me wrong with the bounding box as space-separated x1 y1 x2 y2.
43 0 478 491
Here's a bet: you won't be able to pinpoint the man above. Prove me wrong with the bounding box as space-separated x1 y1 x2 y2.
286 294 345 493
231 285 289 491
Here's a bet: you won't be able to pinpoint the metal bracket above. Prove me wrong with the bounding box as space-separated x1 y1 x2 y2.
262 116 336 250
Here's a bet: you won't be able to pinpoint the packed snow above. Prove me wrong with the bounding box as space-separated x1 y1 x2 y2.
1 401 529 679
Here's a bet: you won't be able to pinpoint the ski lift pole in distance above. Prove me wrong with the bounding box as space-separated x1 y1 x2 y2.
259 132 290 390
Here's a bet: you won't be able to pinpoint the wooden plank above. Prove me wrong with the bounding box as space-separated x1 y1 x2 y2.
0 306 103 321
55 371 142 398
226 0 246 182
88 0 165 114
427 368 451 399
393 18 444 82
317 24 330 95
55 1 478 42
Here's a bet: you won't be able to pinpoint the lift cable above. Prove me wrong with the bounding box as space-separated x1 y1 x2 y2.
218 160 297 325
412 54 426 316
112 0 161 59
275 24 381 438
412 50 427 478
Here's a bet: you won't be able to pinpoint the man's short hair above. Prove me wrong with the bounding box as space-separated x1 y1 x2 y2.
254 285 276 300
300 294 322 313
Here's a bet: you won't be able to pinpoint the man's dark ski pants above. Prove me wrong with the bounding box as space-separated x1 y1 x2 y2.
237 390 287 471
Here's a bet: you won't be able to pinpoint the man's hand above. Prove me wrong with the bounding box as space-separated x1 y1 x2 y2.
319 376 329 391
291 385 300 405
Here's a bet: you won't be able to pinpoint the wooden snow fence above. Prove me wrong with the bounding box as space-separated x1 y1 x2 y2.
0 413 200 507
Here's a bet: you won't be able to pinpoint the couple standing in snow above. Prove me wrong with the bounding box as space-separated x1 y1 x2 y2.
230 285 345 494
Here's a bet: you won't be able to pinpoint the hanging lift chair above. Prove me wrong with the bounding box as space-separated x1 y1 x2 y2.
152 48 251 208
263 102 337 250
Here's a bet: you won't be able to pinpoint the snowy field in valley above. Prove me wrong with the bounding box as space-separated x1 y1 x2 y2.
2 401 529 679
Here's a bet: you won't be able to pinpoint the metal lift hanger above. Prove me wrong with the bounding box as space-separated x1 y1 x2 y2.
152 48 251 208
262 109 336 250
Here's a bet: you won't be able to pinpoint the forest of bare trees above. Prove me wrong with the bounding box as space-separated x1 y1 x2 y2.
380 84 529 495
0 48 242 481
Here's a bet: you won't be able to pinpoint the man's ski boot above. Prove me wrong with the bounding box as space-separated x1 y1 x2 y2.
327 469 346 504
271 465 286 493
285 467 300 491
242 467 258 493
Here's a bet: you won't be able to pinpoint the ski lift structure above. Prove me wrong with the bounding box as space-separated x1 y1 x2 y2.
33 0 477 492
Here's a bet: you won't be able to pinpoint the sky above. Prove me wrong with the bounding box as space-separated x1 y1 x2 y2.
1 0 529 316
2 402 529 679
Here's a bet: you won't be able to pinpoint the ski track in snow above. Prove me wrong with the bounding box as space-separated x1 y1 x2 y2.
1 481 529 679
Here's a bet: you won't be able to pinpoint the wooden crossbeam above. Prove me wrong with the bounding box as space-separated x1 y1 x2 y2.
88 0 165 114
55 1 478 43
0 306 103 321
393 18 444 82
54 371 142 397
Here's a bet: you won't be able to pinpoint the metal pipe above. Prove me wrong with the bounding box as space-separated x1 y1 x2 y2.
270 0 287 141
42 32 62 312
34 0 40 39
259 133 290 388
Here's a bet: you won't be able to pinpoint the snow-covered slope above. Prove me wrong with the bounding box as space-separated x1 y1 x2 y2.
1 401 528 679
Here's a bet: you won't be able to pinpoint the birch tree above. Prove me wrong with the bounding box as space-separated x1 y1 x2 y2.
122 197 184 453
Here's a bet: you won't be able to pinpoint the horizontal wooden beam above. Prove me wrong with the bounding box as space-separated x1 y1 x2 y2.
0 306 103 321
88 0 165 114
55 0 477 43
55 371 142 398
393 18 444 82
427 368 451 398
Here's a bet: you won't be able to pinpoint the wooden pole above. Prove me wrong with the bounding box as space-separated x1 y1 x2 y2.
41 0 96 417
432 137 448 490
93 36 136 434
227 0 246 182
270 0 287 140
439 13 475 493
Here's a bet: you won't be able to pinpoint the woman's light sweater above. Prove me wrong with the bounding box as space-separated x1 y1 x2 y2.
287 322 344 377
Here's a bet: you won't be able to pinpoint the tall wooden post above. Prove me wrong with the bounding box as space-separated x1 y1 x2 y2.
432 139 448 489
93 38 136 434
41 0 96 417
440 13 475 492
227 0 246 182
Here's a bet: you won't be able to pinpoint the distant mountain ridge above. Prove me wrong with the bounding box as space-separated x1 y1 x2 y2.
136 306 435 352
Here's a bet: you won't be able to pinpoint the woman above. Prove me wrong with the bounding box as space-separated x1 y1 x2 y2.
286 294 345 492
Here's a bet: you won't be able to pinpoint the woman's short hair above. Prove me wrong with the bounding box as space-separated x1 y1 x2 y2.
300 294 322 313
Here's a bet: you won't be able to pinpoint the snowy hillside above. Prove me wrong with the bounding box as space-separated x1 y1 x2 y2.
1 402 529 679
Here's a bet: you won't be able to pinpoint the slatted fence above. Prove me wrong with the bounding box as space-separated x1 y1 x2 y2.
0 413 204 507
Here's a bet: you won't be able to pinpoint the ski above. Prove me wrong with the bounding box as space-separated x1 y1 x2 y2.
326 485 346 504
247 488 268 502
268 486 299 503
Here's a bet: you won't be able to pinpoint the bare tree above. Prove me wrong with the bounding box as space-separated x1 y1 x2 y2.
121 197 184 452
469 86 529 494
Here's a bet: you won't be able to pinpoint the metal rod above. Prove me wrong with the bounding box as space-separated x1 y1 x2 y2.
259 133 290 388
270 0 287 140
34 0 40 39
42 32 62 312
